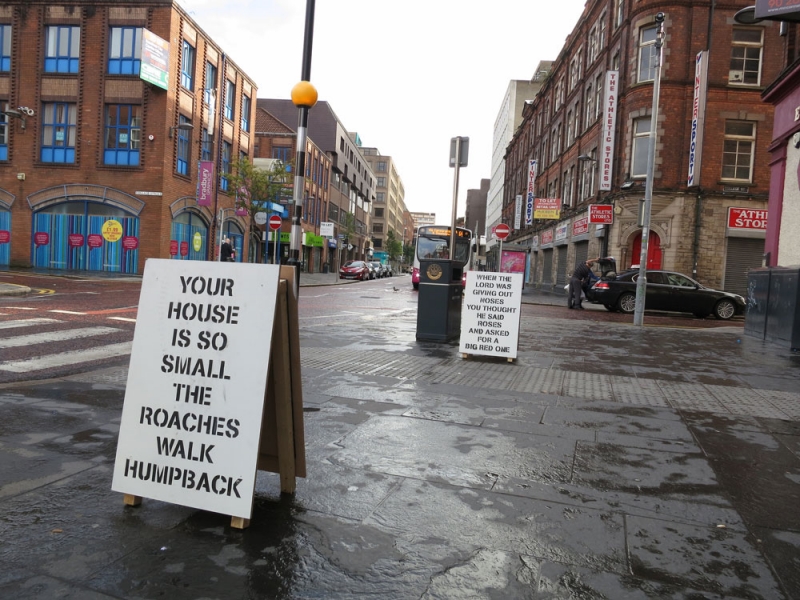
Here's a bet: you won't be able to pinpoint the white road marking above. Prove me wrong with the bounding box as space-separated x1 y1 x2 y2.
1 307 37 310
0 342 133 373
108 317 137 323
48 310 87 315
0 327 122 349
0 318 62 330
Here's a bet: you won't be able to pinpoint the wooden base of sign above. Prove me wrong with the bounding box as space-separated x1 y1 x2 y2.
122 267 306 532
460 352 516 364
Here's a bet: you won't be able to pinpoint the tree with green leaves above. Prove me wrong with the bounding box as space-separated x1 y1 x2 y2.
386 229 402 264
225 157 292 220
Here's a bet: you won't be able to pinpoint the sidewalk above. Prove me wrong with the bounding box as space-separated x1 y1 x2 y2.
1 270 799 598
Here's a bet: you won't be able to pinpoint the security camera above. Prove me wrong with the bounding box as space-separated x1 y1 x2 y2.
655 12 665 22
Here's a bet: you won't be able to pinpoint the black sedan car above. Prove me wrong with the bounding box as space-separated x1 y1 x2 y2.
590 270 745 320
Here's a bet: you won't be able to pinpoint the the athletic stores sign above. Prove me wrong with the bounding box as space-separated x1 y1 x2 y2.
728 207 767 230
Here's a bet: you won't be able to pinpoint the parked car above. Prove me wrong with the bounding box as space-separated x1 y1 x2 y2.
339 260 370 281
383 265 394 277
365 262 377 279
590 269 746 320
412 266 420 290
368 261 385 278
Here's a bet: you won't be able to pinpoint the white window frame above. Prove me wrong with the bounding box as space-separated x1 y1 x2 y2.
638 25 658 83
721 121 756 182
730 28 763 86
631 117 651 178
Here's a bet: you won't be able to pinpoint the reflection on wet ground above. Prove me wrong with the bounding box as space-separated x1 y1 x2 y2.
0 309 798 599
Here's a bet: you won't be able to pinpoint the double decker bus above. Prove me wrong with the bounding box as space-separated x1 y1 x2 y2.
411 225 473 290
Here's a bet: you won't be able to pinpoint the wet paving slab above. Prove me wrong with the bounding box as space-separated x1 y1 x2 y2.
1 310 799 598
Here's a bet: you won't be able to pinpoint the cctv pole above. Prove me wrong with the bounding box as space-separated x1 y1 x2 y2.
633 14 665 327
289 0 318 292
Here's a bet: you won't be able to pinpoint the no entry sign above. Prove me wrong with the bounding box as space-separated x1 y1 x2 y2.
268 215 282 231
494 223 511 240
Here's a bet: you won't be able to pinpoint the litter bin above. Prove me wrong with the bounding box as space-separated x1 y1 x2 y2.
416 258 464 342
322 264 329 274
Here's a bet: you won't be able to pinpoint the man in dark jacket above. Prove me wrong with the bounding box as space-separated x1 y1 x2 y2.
569 257 599 309
220 238 234 262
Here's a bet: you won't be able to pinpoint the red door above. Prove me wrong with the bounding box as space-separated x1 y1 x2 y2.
631 231 662 269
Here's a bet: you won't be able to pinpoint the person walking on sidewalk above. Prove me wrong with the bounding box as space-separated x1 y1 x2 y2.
220 238 234 262
569 257 599 309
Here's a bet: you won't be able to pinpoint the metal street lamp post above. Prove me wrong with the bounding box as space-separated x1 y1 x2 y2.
633 12 666 327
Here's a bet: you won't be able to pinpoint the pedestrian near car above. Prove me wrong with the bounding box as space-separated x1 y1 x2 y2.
569 257 599 309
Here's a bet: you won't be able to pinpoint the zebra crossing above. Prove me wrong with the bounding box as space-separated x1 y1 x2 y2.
0 311 136 377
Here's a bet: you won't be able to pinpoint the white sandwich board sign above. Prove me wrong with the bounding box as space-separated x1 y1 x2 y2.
112 259 280 519
459 272 523 360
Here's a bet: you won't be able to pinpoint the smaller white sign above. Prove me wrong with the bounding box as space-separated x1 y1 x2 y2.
320 221 334 237
253 212 267 225
514 195 523 230
459 272 523 360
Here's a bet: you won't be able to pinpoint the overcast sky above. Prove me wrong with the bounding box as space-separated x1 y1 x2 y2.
177 0 587 229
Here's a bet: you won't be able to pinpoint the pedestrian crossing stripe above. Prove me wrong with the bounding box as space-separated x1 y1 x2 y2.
0 326 122 349
0 342 133 373
48 310 87 315
108 317 137 323
0 318 61 330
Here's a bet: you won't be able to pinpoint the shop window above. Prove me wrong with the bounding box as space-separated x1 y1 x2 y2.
176 115 191 176
730 28 763 85
181 40 195 91
0 25 10 72
722 121 755 182
631 117 650 178
225 80 235 120
220 141 232 191
241 94 251 132
45 26 80 73
41 102 77 163
104 104 141 166
108 27 142 75
638 25 658 82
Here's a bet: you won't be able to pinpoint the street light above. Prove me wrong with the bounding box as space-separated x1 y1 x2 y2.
3 109 26 130
577 154 596 162
633 12 666 327
169 122 194 139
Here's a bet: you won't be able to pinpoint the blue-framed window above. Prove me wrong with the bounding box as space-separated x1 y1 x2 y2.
241 94 251 132
201 129 212 161
224 80 235 120
204 61 217 105
104 104 141 166
1 25 11 72
176 115 191 176
108 27 142 75
272 146 291 162
41 102 77 163
0 107 7 161
220 141 231 191
45 26 80 73
181 40 195 91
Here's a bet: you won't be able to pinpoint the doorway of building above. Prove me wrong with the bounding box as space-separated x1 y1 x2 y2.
630 231 662 270
170 211 208 261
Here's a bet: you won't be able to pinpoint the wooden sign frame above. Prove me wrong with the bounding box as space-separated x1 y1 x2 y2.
123 266 306 530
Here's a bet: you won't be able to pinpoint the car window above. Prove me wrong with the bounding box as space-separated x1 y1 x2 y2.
666 273 694 287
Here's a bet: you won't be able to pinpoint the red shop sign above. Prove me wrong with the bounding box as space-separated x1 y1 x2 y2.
122 236 139 250
34 232 50 246
180 241 189 256
0 230 10 244
572 217 589 237
169 240 179 256
727 207 767 230
87 234 104 248
68 233 85 248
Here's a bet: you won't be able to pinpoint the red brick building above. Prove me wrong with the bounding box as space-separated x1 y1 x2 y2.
0 0 255 272
504 0 779 296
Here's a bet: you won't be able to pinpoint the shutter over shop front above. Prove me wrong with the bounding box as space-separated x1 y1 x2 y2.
724 237 764 296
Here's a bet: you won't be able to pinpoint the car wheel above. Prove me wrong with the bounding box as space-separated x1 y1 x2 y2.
617 292 636 314
713 299 736 320
604 304 615 312
412 282 418 290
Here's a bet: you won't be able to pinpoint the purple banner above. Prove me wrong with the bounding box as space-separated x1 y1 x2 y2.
197 161 214 206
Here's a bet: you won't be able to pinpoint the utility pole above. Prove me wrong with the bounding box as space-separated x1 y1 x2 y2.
633 12 665 327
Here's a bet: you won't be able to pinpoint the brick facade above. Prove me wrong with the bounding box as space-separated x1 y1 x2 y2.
504 0 775 295
0 1 256 272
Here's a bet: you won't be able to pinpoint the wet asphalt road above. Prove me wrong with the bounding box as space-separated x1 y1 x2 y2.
0 271 798 599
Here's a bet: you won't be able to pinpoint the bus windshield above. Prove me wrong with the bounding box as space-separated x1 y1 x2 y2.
416 226 472 266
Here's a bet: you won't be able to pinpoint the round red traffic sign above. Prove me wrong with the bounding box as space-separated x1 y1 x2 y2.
268 215 282 231
494 223 511 240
